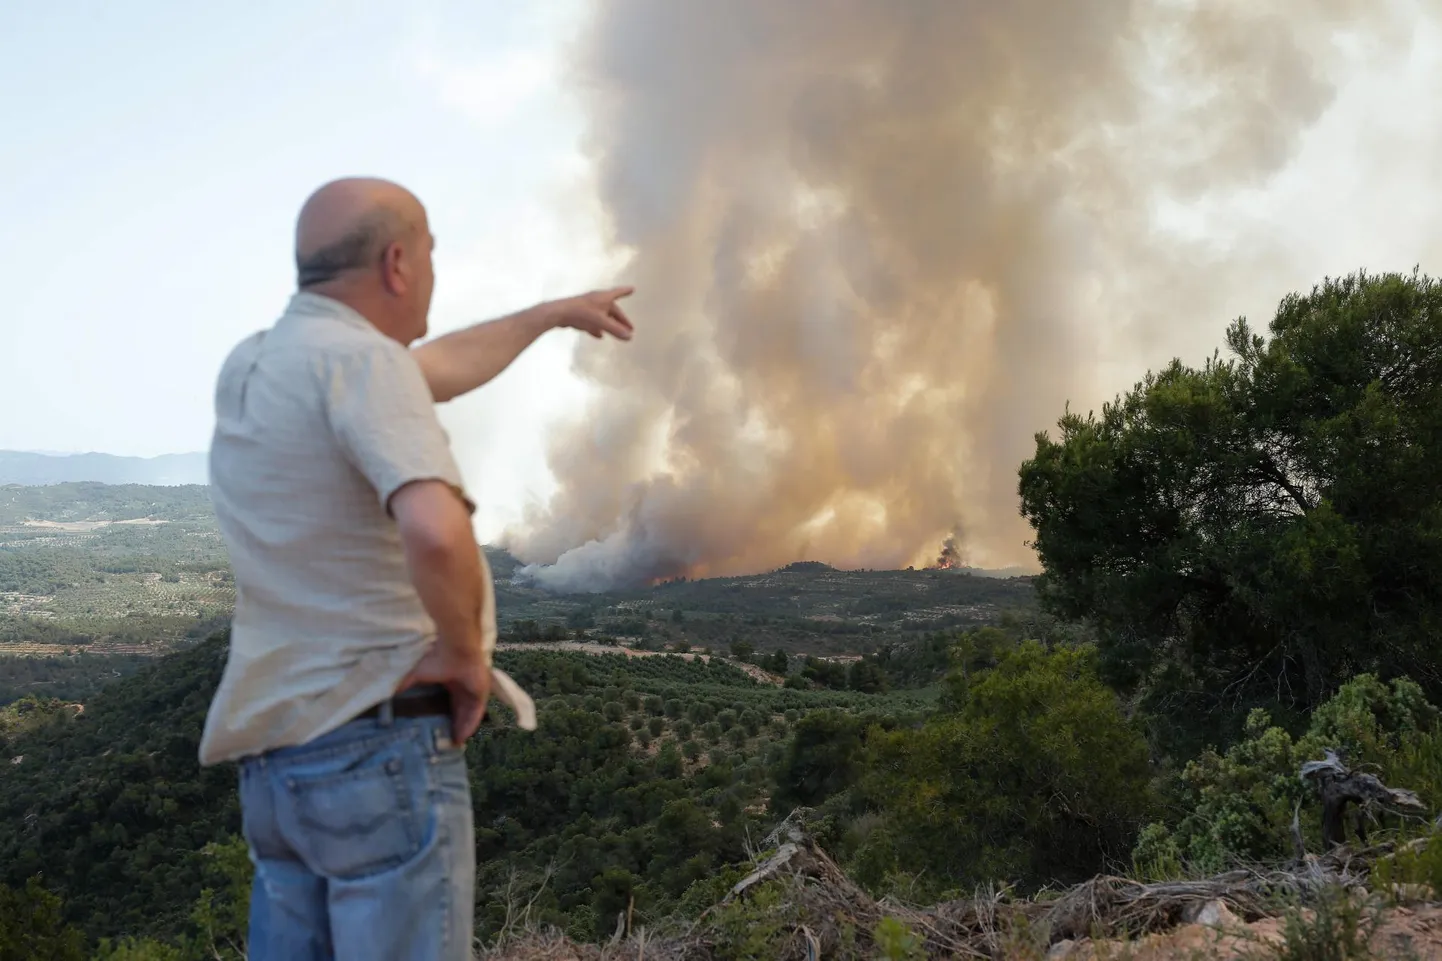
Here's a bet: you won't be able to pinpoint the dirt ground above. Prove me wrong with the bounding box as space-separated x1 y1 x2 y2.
494 641 784 685
1051 901 1442 961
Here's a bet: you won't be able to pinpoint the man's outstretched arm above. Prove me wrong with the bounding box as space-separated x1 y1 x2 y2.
413 287 635 403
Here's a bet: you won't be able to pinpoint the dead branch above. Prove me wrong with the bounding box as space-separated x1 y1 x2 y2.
478 824 1410 961
1301 749 1426 848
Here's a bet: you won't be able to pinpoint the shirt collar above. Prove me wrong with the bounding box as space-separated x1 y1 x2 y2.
282 291 377 332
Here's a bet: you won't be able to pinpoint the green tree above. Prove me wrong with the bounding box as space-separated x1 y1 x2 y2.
1020 271 1442 753
0 878 86 961
590 868 639 940
182 835 251 960
855 642 1153 895
772 710 866 809
93 937 184 960
846 658 887 694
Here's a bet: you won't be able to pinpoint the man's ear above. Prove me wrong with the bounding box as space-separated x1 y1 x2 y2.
381 241 411 296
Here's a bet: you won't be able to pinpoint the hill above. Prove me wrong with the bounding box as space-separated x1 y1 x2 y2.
7 626 1442 960
0 483 232 664
0 631 934 948
493 556 1035 657
0 450 209 486
0 483 1035 674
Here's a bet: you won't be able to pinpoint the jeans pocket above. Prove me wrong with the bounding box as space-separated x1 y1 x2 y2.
431 725 466 757
283 740 425 881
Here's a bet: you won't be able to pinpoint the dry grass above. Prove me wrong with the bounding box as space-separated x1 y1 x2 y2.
469 830 1442 961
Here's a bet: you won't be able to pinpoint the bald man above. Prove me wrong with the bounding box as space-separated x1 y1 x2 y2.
199 177 632 960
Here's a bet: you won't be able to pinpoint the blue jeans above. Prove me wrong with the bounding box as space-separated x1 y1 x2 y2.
238 709 475 961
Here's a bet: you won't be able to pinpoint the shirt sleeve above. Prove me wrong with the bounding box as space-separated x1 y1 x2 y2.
323 342 474 516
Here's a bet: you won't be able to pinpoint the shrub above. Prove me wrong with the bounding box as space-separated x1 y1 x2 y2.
1139 675 1442 872
1273 884 1381 961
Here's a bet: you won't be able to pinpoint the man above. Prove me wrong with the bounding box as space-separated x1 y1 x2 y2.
199 177 633 960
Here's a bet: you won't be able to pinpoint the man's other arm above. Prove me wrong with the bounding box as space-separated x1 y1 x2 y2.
412 287 635 403
324 344 494 740
391 479 492 741
392 479 484 658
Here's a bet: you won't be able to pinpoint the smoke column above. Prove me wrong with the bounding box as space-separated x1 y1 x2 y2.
505 0 1418 592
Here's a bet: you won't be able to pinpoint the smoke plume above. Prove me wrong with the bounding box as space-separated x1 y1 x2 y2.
506 0 1416 593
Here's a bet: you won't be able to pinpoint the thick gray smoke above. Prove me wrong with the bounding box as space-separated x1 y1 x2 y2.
506 0 1417 593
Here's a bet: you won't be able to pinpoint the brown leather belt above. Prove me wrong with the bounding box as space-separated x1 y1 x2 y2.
356 684 451 721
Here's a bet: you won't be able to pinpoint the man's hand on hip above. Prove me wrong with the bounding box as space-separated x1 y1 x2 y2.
401 640 492 743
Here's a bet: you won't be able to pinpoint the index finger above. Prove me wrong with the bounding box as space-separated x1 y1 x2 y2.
607 302 635 333
603 286 634 301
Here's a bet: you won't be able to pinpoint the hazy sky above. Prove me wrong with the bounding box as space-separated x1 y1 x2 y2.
0 1 619 538
3 2 1441 546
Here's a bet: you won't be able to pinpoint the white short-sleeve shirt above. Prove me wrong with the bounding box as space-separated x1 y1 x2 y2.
198 292 496 766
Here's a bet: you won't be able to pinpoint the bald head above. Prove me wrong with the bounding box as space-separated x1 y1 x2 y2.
293 178 437 344
295 178 425 286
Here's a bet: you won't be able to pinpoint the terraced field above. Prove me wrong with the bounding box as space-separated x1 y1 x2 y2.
0 483 232 654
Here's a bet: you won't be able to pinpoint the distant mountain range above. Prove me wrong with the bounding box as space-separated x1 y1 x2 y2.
0 450 208 486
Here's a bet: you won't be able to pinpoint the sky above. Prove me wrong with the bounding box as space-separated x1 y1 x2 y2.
0 1 618 538
2 2 1441 549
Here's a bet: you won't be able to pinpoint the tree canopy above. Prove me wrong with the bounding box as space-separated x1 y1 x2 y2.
1020 270 1442 751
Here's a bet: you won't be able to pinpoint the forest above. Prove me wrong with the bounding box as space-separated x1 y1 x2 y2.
1 270 1441 959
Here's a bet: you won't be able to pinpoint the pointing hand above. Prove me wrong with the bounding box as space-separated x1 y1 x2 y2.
546 287 635 341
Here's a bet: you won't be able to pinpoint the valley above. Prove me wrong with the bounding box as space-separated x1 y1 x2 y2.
0 482 1034 705
7 266 1439 961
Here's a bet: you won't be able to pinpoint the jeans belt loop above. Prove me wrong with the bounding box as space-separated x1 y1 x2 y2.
378 696 395 727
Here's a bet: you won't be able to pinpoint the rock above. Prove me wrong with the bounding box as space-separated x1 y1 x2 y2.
1047 938 1076 959
1390 883 1435 903
1185 899 1240 929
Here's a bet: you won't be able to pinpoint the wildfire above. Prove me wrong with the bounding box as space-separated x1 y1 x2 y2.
928 536 964 571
